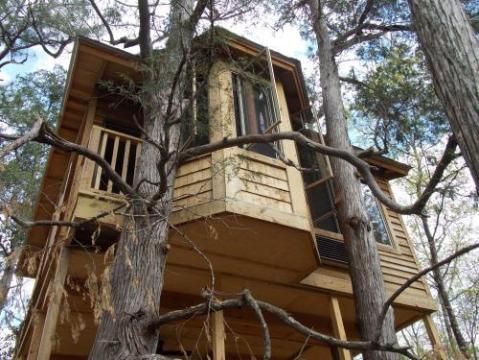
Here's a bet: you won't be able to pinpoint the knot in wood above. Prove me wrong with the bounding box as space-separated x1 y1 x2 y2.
160 243 170 255
348 216 371 232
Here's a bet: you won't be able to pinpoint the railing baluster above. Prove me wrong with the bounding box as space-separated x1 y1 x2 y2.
121 139 131 183
107 135 120 193
134 142 142 177
86 126 142 195
94 131 108 190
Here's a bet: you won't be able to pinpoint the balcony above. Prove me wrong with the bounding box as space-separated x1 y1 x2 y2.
72 125 319 287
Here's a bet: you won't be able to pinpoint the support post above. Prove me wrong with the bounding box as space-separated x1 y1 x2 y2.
329 296 352 360
211 310 226 360
36 247 69 360
423 314 447 360
26 311 46 360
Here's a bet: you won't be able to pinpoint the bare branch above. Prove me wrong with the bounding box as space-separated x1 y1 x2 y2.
87 0 139 47
339 76 366 87
187 0 209 31
138 0 152 59
10 203 128 229
180 131 457 215
333 22 411 54
21 5 72 59
375 242 479 342
356 0 375 26
243 289 271 360
334 31 386 54
0 117 43 159
148 289 415 358
0 117 137 197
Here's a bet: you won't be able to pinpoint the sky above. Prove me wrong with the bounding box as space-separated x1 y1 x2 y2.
0 20 314 83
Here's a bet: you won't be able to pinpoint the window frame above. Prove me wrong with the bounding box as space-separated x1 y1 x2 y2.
359 181 398 250
231 70 283 158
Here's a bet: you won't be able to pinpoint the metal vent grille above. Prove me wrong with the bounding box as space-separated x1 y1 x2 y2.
315 235 349 265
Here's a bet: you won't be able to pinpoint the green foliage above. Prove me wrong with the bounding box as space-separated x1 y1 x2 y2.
349 44 450 153
0 66 65 358
0 0 103 67
0 65 66 251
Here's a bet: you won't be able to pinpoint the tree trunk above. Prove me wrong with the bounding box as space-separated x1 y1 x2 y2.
88 1 196 358
0 254 15 314
439 298 458 356
409 0 479 193
422 216 470 358
307 1 398 359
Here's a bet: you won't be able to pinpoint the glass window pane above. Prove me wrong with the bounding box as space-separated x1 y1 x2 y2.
360 183 393 245
307 184 340 233
232 73 278 158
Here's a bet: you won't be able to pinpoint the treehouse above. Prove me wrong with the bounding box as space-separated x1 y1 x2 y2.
16 29 445 360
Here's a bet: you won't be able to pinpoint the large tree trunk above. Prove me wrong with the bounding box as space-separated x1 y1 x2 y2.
422 216 470 358
88 1 196 358
0 254 15 313
307 1 398 359
409 0 479 193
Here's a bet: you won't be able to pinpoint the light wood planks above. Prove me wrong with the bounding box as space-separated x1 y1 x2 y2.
225 148 293 213
173 155 213 209
26 311 46 360
211 311 226 360
36 247 69 360
423 315 447 360
329 297 352 360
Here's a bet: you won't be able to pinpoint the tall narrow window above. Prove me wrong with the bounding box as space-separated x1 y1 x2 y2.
232 73 279 158
181 69 209 147
360 183 393 246
297 140 340 233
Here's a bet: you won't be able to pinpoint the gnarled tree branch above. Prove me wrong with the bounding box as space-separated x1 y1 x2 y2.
147 289 415 358
375 242 479 342
180 131 458 215
0 117 137 197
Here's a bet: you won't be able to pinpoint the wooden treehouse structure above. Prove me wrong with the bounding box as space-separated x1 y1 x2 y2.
16 29 445 360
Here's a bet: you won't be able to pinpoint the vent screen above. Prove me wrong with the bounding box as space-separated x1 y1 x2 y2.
315 235 349 265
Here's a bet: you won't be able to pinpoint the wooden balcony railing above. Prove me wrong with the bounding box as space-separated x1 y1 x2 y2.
83 125 142 196
77 125 310 232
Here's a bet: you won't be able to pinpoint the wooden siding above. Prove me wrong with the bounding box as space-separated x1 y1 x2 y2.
376 178 429 294
302 176 435 311
74 127 215 222
173 154 213 209
225 148 293 214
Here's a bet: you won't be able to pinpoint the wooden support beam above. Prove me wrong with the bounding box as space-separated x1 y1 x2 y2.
36 247 69 360
26 311 45 360
211 310 226 360
329 296 352 360
423 314 447 360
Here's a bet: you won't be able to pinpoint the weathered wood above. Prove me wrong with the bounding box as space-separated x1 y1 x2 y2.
37 247 69 360
423 315 447 360
0 250 15 314
409 0 479 192
211 310 226 360
107 135 120 192
26 311 46 360
121 139 131 181
93 131 108 190
329 297 352 360
87 1 204 358
307 1 398 359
